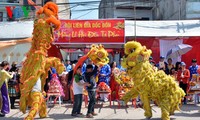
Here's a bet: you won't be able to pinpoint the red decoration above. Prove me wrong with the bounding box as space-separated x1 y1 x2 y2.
5 6 13 18
54 19 125 44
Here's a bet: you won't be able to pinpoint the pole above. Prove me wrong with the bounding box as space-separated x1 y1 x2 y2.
134 0 136 40
42 0 44 6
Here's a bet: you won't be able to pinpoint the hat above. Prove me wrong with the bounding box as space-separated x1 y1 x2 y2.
160 56 165 59
192 59 197 63
78 54 83 57
181 62 186 66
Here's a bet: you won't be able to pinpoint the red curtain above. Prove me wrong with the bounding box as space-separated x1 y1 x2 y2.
182 37 200 66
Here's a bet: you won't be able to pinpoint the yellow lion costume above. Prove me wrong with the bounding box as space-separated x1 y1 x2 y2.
122 41 185 120
19 2 64 120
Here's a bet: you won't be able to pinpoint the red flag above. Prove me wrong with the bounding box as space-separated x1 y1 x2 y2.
5 6 13 18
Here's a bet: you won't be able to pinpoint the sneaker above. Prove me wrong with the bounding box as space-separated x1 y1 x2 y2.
77 113 83 115
92 112 98 116
71 113 77 117
0 114 5 117
77 113 84 117
86 113 94 118
11 106 17 109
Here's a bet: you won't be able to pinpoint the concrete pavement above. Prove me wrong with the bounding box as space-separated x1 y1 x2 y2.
4 101 200 120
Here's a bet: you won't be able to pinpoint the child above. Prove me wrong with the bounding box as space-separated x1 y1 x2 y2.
71 66 90 117
84 64 98 118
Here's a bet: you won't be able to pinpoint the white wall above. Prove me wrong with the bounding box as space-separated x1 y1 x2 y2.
0 43 31 64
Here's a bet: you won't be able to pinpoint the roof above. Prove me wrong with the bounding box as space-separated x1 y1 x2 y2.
1 20 200 40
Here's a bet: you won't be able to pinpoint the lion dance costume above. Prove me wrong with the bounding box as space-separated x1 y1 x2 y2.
74 44 109 73
121 41 185 120
19 2 64 120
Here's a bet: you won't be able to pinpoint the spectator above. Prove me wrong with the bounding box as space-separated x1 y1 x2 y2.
110 61 120 100
166 58 175 75
98 64 111 102
156 56 167 71
84 64 98 118
117 58 126 71
65 59 72 72
177 62 190 104
150 60 157 71
8 65 20 109
175 62 181 71
98 64 111 85
71 66 90 117
9 62 17 72
0 61 14 117
189 59 199 80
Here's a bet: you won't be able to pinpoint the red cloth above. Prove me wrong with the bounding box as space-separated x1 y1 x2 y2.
110 75 120 100
177 69 190 84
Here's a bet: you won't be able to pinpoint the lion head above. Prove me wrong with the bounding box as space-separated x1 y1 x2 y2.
36 2 61 30
87 44 109 66
121 41 152 68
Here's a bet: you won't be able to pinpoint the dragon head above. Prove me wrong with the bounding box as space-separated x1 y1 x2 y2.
122 41 152 68
36 2 61 30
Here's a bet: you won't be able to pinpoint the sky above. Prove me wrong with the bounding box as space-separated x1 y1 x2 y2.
69 0 100 19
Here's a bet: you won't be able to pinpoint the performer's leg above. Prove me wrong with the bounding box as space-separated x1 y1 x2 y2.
39 98 47 118
161 104 170 120
140 94 152 119
24 92 42 120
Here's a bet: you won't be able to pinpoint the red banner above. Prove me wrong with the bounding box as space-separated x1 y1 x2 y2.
54 19 125 44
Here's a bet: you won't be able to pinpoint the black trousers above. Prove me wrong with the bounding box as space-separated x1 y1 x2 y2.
71 94 82 114
87 91 96 114
179 82 188 102
10 97 16 107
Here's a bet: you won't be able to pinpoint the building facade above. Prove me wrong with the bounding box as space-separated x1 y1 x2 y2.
99 0 200 20
0 0 70 22
0 0 19 21
153 0 200 20
99 0 157 20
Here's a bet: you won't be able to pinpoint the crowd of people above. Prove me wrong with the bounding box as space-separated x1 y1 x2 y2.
0 55 199 118
150 56 199 104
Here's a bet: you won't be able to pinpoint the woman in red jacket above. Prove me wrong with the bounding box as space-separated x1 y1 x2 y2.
177 62 190 104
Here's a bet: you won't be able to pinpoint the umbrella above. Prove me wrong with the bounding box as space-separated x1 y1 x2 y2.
166 44 192 58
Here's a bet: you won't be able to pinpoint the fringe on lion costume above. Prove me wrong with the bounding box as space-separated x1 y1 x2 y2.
121 41 185 120
19 2 64 120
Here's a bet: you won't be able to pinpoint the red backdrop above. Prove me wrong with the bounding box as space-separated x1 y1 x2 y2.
127 37 200 68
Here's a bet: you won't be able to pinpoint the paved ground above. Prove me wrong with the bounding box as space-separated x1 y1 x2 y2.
4 101 200 120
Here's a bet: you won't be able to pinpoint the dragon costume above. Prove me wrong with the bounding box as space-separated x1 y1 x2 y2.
121 41 185 120
19 2 64 120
